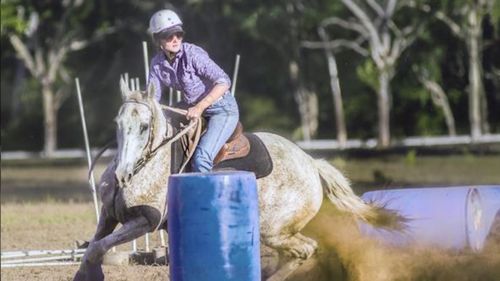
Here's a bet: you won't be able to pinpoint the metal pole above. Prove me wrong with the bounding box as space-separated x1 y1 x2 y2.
160 231 167 247
132 239 137 252
1 261 80 268
135 78 140 91
136 76 151 252
143 41 150 83
1 249 85 259
130 77 135 91
142 41 172 248
75 78 100 223
231 54 241 96
124 72 130 89
2 254 84 264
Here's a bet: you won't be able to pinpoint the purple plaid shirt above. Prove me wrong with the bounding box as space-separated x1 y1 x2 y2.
148 42 231 105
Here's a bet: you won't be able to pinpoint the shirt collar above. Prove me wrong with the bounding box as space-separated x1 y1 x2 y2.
163 43 184 65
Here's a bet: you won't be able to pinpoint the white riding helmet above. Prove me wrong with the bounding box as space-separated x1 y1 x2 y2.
149 9 183 34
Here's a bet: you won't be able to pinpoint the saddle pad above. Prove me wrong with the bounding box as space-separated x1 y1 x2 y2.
213 133 273 179
171 133 273 179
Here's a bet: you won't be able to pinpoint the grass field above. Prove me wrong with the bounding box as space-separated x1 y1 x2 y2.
1 154 499 280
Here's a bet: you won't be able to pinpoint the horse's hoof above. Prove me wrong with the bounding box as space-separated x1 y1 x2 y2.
72 270 86 281
87 262 105 281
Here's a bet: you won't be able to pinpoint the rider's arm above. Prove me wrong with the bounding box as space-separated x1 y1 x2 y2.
186 83 229 120
195 83 230 110
186 46 231 119
191 46 231 91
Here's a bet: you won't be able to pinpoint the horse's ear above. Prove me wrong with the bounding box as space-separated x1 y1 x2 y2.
146 82 156 100
120 76 131 100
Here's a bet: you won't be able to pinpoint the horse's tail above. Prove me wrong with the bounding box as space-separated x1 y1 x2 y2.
314 159 404 229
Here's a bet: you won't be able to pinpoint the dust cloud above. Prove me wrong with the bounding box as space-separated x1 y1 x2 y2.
301 206 500 281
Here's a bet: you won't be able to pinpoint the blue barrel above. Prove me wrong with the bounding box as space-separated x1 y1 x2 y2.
168 171 261 281
358 185 500 251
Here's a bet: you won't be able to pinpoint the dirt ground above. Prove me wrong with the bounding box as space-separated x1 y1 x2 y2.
2 201 500 281
0 202 170 281
2 156 500 281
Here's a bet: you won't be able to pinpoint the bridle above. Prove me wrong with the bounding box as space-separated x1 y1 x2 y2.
118 99 197 176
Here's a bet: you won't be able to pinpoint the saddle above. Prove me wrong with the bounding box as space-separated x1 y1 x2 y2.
170 119 272 178
213 122 250 165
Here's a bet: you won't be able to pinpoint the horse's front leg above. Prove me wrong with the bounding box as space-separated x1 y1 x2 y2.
73 215 152 281
73 208 118 281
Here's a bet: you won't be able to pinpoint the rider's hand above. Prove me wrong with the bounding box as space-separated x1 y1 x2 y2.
186 105 203 120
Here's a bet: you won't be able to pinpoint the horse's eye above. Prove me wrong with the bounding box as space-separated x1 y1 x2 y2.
140 123 149 134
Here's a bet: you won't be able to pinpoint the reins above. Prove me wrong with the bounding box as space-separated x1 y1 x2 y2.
129 102 197 176
87 137 116 181
87 104 198 182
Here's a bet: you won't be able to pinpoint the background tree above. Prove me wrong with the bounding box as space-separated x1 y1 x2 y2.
1 0 499 153
212 0 321 140
301 14 371 147
336 0 422 147
416 66 457 136
4 0 115 156
414 0 497 140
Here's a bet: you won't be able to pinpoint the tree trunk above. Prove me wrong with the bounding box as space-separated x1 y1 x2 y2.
323 45 347 147
306 90 319 138
42 85 57 156
467 8 487 140
378 70 391 147
318 25 347 147
290 60 318 140
421 78 457 136
480 87 489 134
287 3 318 141
298 87 319 140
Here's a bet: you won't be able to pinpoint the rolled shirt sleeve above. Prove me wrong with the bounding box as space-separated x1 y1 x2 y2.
148 65 164 102
191 46 231 89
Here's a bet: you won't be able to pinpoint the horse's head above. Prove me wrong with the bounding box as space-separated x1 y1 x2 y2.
114 77 172 188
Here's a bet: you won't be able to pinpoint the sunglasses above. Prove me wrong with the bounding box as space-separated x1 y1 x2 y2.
155 31 184 42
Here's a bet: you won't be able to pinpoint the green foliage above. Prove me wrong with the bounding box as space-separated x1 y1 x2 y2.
1 0 499 151
356 59 379 92
0 0 26 36
405 149 417 166
1 77 43 151
492 1 500 25
238 94 295 136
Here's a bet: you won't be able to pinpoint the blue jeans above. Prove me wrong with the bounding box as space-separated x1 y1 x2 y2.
192 93 239 172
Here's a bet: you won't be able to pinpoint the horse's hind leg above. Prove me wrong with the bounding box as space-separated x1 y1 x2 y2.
265 233 318 260
263 232 318 281
294 233 318 253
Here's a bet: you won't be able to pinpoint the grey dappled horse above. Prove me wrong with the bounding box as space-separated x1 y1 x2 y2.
73 79 399 281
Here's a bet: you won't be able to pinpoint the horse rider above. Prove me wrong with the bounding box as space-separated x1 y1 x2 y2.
147 9 239 173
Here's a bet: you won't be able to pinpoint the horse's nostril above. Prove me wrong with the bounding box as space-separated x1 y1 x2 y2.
127 173 132 181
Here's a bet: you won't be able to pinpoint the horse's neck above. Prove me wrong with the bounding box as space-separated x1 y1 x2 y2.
136 100 171 181
125 135 171 212
132 141 171 188
151 100 167 148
